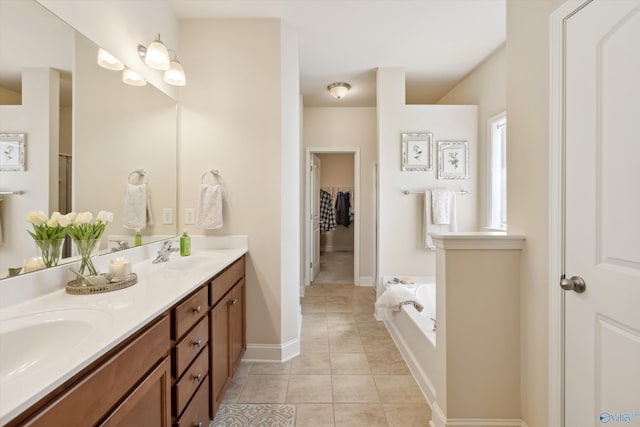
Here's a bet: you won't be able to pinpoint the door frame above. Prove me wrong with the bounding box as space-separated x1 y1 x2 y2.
548 1 592 426
304 147 361 288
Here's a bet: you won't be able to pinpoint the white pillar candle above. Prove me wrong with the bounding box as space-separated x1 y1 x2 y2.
110 257 132 279
24 257 43 273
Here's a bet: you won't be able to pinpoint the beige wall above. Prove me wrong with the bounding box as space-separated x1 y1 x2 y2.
317 153 355 251
74 32 177 246
303 107 377 283
437 45 506 227
179 19 300 354
508 1 564 426
0 87 21 105
377 67 478 280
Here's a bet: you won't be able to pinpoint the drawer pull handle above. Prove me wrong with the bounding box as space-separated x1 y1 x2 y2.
231 298 238 306
192 339 202 348
192 305 202 314
193 373 203 382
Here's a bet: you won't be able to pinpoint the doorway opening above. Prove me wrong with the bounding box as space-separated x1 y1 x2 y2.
305 148 360 289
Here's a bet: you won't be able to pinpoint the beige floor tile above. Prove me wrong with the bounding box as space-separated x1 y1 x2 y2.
302 312 328 324
221 377 243 403
361 335 400 354
357 321 390 337
334 403 388 426
291 353 331 374
326 303 354 312
286 375 333 403
325 295 355 305
237 375 289 403
295 403 335 427
301 296 328 304
301 335 329 353
332 375 380 403
328 323 360 336
302 322 329 337
330 353 371 374
233 361 252 380
353 312 378 323
367 351 410 375
302 302 327 313
352 304 377 313
329 335 365 353
327 312 356 326
383 403 432 427
374 375 425 403
249 360 292 375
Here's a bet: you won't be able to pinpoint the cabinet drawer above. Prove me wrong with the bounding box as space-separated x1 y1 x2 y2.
174 378 210 427
25 316 170 426
173 286 208 340
174 345 209 417
210 256 245 307
174 316 209 377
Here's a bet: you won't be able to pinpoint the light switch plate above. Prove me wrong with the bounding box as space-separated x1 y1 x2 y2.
162 208 173 225
185 208 195 225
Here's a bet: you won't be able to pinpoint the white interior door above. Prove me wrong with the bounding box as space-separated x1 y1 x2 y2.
564 1 640 425
311 154 321 281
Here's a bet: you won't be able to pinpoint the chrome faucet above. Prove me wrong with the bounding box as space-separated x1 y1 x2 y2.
153 240 179 264
109 239 130 252
399 300 424 312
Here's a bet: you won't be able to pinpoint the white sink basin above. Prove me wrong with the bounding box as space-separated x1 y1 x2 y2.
157 253 230 270
0 309 113 382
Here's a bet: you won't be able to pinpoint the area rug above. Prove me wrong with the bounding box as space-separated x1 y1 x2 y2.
211 404 296 427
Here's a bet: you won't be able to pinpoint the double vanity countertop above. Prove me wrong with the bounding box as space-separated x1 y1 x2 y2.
0 235 248 425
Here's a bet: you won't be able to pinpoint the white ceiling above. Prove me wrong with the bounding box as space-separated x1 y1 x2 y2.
170 0 506 107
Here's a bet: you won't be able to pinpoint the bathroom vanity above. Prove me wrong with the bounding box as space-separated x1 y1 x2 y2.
0 239 247 427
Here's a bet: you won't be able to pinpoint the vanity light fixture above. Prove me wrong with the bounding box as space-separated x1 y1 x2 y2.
327 82 351 99
137 33 170 71
122 67 147 86
164 52 186 86
97 48 124 71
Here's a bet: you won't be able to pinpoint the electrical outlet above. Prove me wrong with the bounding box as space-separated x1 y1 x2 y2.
162 208 173 225
185 208 195 225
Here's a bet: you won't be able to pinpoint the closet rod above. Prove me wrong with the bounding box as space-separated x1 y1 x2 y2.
0 190 25 195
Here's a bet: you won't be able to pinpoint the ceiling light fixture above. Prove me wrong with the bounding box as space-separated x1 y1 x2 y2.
97 48 124 71
164 52 186 86
138 33 170 71
122 67 147 86
327 82 351 99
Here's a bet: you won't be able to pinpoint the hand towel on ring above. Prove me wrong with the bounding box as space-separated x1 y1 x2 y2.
196 183 223 230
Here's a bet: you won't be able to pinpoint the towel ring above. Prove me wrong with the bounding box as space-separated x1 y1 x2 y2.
128 169 147 184
201 169 220 184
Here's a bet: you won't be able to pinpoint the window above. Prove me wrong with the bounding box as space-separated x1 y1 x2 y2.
488 113 507 230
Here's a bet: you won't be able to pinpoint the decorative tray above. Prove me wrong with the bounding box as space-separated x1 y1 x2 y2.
65 273 138 295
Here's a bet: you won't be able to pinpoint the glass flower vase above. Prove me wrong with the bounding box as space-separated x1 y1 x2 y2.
34 238 65 268
73 238 100 284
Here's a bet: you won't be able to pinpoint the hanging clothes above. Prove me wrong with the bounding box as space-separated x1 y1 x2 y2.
335 191 351 227
320 189 336 231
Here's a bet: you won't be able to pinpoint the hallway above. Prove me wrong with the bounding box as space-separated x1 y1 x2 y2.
221 283 432 426
313 251 354 285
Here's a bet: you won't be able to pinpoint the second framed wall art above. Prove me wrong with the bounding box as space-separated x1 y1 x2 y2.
438 141 469 180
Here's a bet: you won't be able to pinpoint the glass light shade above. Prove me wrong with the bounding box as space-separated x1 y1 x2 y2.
97 48 124 71
164 60 186 86
122 67 146 86
328 82 351 99
144 37 170 70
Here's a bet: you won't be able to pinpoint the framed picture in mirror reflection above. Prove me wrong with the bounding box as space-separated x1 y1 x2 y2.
0 133 26 171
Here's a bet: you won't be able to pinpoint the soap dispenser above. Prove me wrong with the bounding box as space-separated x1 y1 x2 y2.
180 230 191 256
134 229 142 247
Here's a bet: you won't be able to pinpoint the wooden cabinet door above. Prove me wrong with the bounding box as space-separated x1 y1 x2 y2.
210 298 230 415
229 279 246 372
101 357 171 426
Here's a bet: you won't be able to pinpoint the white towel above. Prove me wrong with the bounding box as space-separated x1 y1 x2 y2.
423 190 457 250
375 285 417 320
431 189 451 225
122 183 154 230
196 184 223 230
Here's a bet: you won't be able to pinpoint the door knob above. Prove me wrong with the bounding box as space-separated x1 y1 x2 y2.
560 275 586 293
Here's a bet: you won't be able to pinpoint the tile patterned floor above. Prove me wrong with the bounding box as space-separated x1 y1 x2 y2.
223 283 432 426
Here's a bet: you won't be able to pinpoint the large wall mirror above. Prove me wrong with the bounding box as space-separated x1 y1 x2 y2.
0 0 178 279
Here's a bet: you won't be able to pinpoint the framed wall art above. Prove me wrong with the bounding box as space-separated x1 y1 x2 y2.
0 133 26 171
401 132 433 171
438 141 468 179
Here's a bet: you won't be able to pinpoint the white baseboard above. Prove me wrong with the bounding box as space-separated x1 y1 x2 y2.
358 276 374 286
244 337 300 362
431 404 526 427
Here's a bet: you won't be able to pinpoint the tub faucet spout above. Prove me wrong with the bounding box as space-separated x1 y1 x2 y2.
399 300 424 312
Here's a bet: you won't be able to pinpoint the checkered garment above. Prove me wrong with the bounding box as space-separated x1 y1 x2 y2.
320 189 336 231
